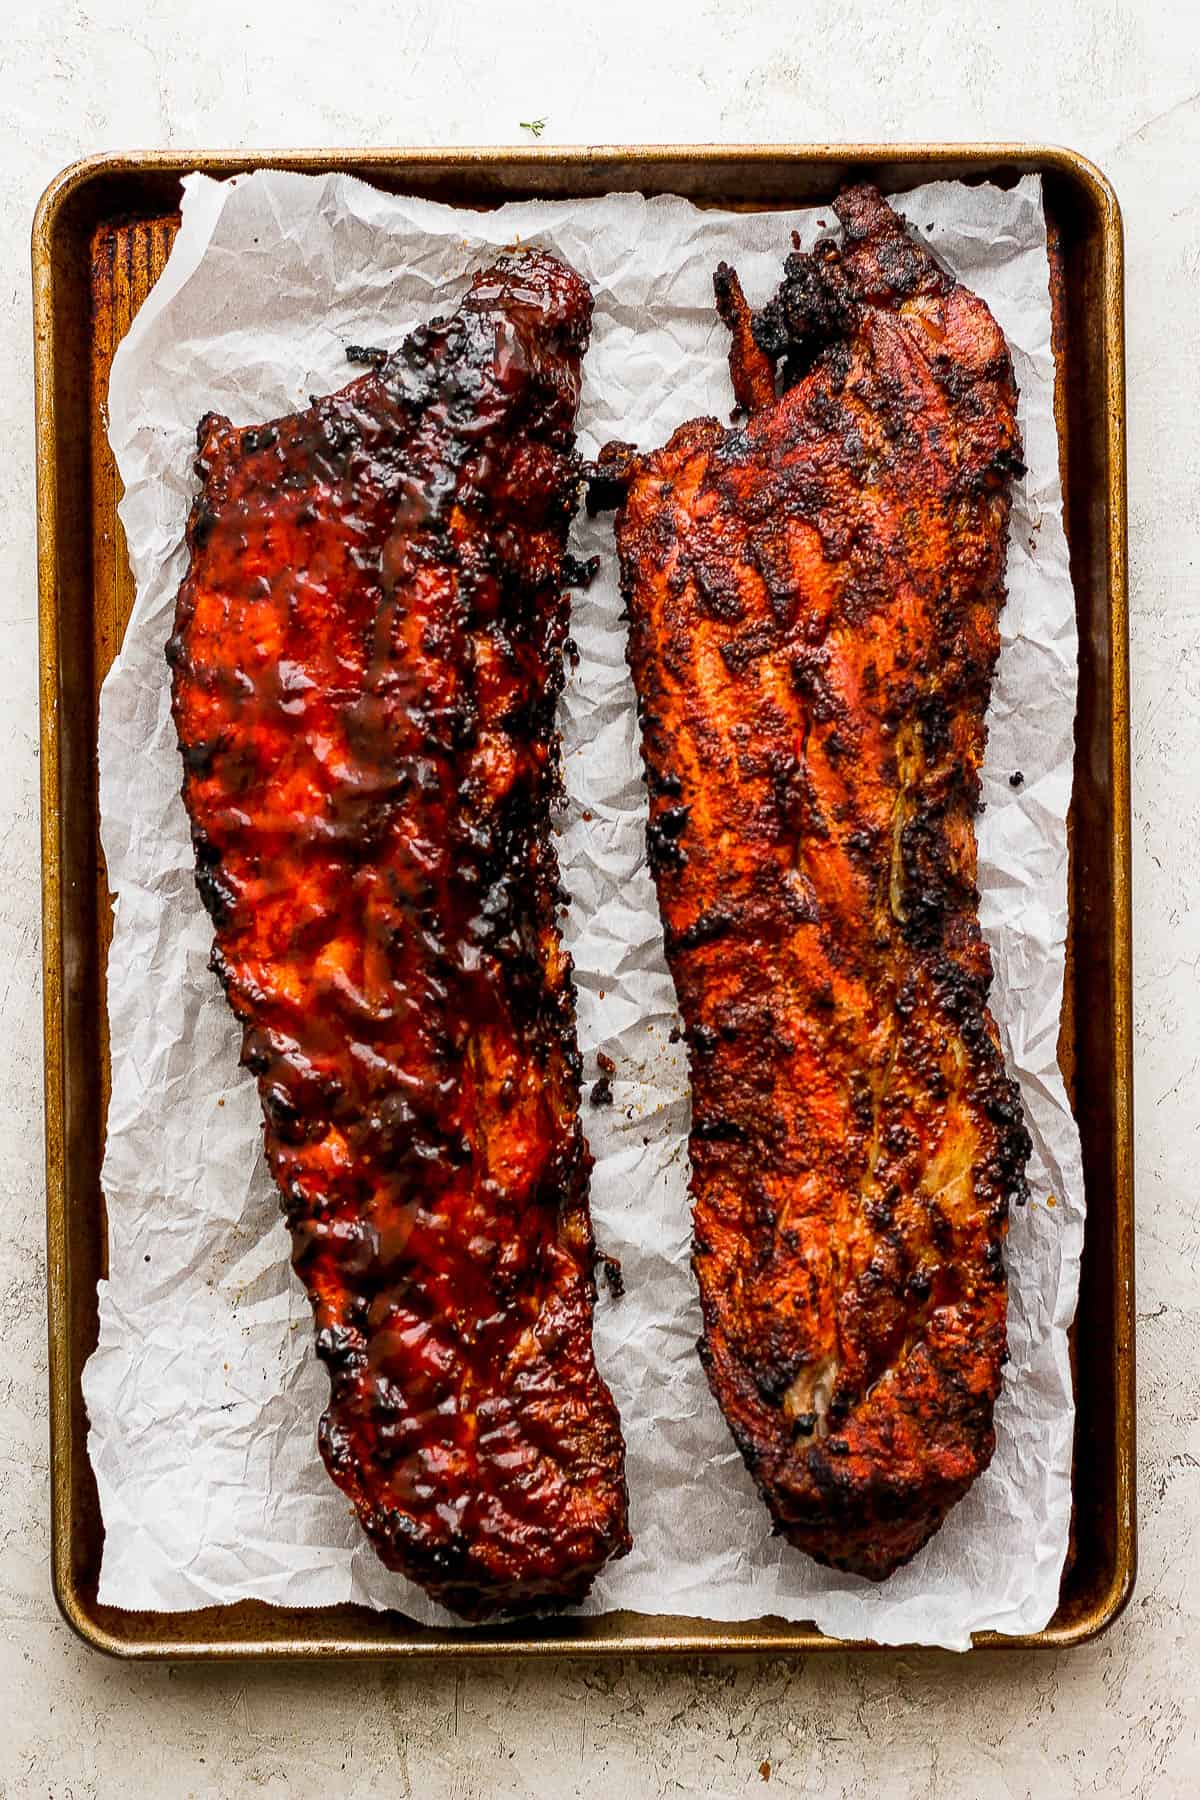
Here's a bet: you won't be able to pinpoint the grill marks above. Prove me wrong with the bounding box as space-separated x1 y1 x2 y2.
606 186 1031 1580
170 249 629 1621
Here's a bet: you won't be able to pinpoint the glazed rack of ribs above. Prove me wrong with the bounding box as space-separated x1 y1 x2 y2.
598 185 1032 1580
169 247 630 1620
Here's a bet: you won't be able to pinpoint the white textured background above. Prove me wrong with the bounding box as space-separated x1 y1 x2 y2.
2 1 1197 1794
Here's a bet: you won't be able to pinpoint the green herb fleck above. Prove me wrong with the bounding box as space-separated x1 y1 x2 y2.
520 118 547 139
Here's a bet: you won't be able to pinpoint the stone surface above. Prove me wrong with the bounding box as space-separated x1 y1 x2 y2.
2 1 1197 1793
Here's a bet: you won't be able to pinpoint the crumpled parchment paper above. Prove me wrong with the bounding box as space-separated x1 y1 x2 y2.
87 169 1083 1649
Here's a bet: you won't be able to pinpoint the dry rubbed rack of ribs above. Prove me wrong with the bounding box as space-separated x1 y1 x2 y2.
170 248 630 1621
595 185 1031 1580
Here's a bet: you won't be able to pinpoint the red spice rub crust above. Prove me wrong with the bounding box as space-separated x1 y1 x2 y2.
606 187 1031 1579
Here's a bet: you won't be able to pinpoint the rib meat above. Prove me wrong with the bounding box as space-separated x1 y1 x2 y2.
169 248 630 1620
601 186 1031 1579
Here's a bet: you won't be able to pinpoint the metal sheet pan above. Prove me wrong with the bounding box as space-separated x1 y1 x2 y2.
33 145 1133 1658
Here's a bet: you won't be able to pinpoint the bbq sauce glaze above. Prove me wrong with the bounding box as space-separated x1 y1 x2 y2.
169 250 630 1620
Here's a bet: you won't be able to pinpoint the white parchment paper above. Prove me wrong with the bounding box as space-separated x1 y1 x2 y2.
88 170 1083 1649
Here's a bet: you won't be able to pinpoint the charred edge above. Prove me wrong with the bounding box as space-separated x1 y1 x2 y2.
646 804 690 874
562 552 600 590
584 442 638 515
748 247 858 393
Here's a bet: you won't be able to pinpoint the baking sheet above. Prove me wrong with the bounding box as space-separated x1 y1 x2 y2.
87 169 1083 1650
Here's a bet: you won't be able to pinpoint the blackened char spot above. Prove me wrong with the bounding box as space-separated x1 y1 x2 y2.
585 442 638 515
562 553 600 590
646 804 690 874
751 249 858 390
